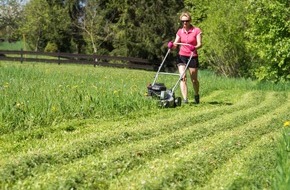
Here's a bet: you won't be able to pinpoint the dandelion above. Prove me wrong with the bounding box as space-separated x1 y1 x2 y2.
3 82 9 88
284 121 290 127
51 106 57 112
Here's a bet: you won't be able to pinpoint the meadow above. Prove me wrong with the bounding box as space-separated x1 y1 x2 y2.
0 61 289 189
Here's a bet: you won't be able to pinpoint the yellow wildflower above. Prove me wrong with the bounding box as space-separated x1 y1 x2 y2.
51 106 57 112
284 121 290 127
3 82 9 88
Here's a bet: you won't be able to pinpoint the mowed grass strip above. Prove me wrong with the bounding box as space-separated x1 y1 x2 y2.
0 91 280 182
199 131 281 190
0 90 255 186
0 90 255 157
0 89 263 146
108 95 289 189
3 91 287 189
0 90 266 164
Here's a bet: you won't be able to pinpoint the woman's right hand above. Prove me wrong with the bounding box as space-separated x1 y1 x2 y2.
167 41 173 49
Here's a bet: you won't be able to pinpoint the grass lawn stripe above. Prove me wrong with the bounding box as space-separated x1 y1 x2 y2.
107 93 289 189
0 90 267 167
0 89 251 145
0 91 280 185
198 131 281 190
0 90 258 159
3 92 286 189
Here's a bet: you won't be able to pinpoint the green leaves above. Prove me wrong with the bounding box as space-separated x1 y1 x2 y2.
246 0 290 82
195 0 248 77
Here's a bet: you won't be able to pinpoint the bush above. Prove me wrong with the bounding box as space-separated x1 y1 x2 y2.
185 0 250 78
44 42 58 52
245 0 290 82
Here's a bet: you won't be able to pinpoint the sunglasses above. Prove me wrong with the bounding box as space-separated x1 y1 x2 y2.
181 20 190 23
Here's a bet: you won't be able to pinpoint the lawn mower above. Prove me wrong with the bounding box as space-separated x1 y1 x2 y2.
147 42 194 108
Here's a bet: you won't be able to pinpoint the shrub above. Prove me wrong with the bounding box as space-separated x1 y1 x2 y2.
44 42 58 52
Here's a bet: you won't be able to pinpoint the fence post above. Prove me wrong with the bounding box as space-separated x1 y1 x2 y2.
58 50 60 65
93 53 97 67
20 48 23 64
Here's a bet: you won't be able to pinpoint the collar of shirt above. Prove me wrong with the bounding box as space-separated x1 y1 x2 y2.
182 26 194 34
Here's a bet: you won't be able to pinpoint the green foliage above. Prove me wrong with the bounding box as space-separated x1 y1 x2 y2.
0 0 24 41
80 0 112 54
19 0 50 51
19 0 73 52
44 42 58 52
4 0 290 81
184 0 210 24
185 0 250 77
45 2 72 52
81 0 184 61
246 0 290 82
111 0 184 61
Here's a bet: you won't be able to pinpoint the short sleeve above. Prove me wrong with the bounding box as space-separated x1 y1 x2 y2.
195 27 202 35
176 29 183 37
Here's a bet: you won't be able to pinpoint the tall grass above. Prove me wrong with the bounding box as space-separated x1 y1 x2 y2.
1 61 289 134
0 62 156 134
273 122 290 190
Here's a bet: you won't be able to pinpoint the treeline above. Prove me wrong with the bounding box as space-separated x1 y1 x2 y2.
1 0 290 82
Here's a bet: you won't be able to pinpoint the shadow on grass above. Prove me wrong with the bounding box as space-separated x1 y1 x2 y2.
207 101 233 106
188 101 233 106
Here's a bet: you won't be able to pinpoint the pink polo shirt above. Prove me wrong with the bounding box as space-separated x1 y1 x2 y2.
177 26 202 57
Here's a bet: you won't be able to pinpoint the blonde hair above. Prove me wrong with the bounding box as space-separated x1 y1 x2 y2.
179 12 192 21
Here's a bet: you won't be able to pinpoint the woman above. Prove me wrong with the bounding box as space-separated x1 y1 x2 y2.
170 12 202 104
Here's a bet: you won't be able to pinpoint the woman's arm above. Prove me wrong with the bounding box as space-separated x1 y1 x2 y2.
173 34 180 49
195 33 202 49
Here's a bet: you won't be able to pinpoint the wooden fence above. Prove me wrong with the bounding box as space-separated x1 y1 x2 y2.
0 50 157 71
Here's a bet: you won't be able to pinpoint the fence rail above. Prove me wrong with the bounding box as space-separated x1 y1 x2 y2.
0 50 156 70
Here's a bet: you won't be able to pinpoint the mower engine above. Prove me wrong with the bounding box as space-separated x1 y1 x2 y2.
147 83 166 97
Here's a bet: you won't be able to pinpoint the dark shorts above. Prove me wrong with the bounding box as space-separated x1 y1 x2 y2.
177 55 199 68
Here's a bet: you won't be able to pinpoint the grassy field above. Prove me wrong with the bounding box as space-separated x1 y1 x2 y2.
0 61 289 189
0 41 25 51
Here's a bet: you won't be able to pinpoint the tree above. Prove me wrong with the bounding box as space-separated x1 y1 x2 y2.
184 0 250 77
20 0 185 60
108 0 184 61
79 0 114 54
0 0 24 41
79 0 184 60
20 0 76 52
44 0 72 52
66 0 86 53
19 0 49 51
246 0 290 82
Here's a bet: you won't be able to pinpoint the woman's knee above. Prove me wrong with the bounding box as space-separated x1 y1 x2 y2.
181 75 187 82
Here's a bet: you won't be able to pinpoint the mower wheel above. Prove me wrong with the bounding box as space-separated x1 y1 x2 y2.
175 97 182 107
158 100 169 108
164 100 170 108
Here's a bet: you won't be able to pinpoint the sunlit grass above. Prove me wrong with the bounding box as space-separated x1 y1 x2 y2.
0 62 156 133
0 61 290 189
